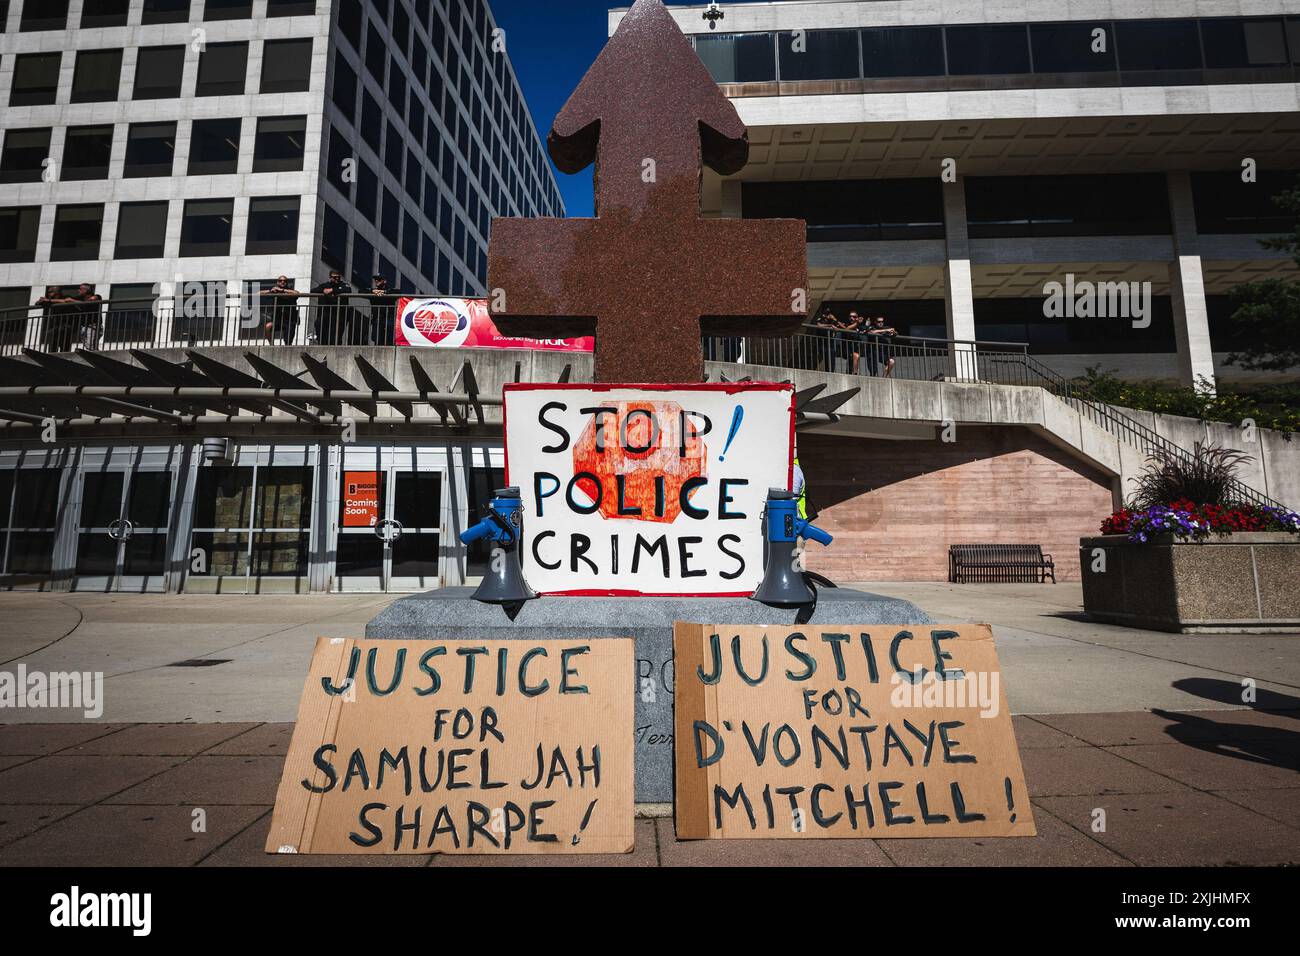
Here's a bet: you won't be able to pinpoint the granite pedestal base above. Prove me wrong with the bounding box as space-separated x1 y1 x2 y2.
365 587 933 803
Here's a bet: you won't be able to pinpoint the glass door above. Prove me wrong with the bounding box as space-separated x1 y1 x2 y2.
0 467 63 589
336 447 445 592
75 467 174 592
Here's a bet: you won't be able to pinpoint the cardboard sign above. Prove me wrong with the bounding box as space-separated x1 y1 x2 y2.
266 638 636 855
503 383 795 596
395 297 594 351
341 472 380 528
674 623 1035 839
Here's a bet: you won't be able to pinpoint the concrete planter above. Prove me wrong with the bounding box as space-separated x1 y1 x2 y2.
1080 533 1300 633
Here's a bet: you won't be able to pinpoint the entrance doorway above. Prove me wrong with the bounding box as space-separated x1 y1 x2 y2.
74 461 175 592
335 446 446 592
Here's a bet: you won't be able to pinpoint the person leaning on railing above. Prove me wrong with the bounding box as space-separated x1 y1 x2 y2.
262 276 302 345
36 286 81 352
364 274 398 347
74 283 103 350
310 271 353 345
866 316 899 378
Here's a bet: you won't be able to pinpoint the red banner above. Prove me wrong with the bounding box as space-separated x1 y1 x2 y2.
395 297 593 352
341 472 381 527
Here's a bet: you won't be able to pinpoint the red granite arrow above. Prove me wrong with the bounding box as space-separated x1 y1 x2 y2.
486 0 808 383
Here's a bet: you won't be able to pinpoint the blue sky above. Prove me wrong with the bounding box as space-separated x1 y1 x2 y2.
491 1 758 218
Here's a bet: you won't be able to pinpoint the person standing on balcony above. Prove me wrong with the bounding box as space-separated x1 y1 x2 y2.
262 277 302 345
364 274 397 346
845 310 869 375
310 271 352 345
73 283 103 350
36 286 79 352
867 315 898 378
813 309 843 372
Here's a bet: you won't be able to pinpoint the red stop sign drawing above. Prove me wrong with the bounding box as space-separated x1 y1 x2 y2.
572 401 705 523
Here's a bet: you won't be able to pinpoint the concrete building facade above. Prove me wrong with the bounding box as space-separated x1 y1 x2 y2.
0 0 563 347
616 0 1300 390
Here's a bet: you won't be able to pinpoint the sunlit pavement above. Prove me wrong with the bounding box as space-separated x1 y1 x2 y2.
0 585 1296 866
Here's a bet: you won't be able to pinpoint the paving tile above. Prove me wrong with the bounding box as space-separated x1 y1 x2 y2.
0 755 35 772
878 804 1130 867
1035 791 1300 866
656 818 895 867
1032 709 1298 748
0 723 130 755
1012 715 1091 749
1211 788 1300 830
1107 742 1300 791
431 818 657 867
0 804 267 866
0 805 81 848
199 810 434 867
66 722 260 756
1020 745 1186 797
204 723 295 756
0 755 182 804
104 755 285 806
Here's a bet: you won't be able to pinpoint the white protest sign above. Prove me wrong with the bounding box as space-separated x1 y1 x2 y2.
503 383 795 596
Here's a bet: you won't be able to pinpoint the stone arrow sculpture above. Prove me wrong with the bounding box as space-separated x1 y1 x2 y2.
486 0 809 383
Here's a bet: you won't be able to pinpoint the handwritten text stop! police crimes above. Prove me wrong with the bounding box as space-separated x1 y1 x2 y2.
301 643 606 851
529 401 753 581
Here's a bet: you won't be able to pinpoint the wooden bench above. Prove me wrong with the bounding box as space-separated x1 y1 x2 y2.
949 544 1056 584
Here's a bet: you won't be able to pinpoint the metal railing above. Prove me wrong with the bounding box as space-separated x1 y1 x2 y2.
0 297 1283 508
0 294 404 354
704 327 1284 510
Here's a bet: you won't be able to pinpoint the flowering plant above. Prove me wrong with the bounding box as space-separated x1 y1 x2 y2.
1101 500 1300 543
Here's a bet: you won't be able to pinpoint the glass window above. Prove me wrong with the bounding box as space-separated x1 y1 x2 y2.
51 204 105 262
62 126 114 181
81 0 130 28
946 24 1031 75
382 189 400 243
252 115 306 173
261 38 313 93
339 0 363 51
695 32 776 83
1030 22 1118 73
1203 18 1288 69
385 122 404 179
124 122 177 178
1191 169 1300 233
402 212 419 264
179 199 234 257
0 128 51 185
191 465 312 579
142 0 190 24
778 29 860 81
133 46 185 99
1116 20 1203 71
321 204 348 270
10 53 61 106
196 42 248 96
742 179 944 241
965 173 1172 238
268 0 316 16
188 118 241 175
327 125 352 194
0 287 32 348
356 162 378 221
21 0 69 30
365 21 387 82
351 233 375 287
361 91 383 153
115 202 169 258
71 49 124 104
246 196 300 255
0 207 41 264
204 0 252 19
331 54 357 121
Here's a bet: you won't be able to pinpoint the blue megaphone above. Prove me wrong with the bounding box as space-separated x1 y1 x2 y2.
752 488 834 606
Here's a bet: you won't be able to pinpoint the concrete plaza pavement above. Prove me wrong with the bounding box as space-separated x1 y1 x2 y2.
0 583 1296 866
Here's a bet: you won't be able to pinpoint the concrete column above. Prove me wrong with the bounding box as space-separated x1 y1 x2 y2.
942 178 978 380
1166 171 1217 393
